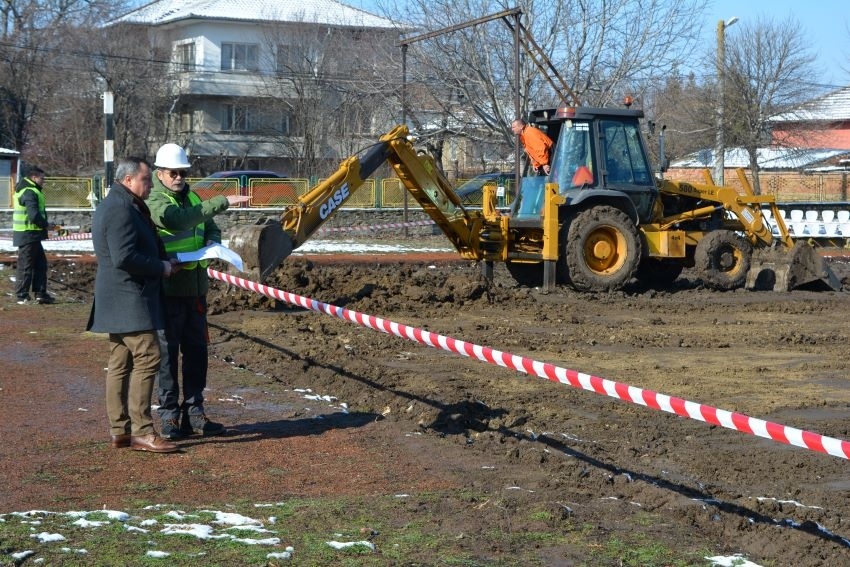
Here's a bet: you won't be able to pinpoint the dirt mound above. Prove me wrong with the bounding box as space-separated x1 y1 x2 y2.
3 253 850 564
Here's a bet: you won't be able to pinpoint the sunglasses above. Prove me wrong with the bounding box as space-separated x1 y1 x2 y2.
166 169 188 179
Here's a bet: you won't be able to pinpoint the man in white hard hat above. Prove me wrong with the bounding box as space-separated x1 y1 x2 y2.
148 143 249 441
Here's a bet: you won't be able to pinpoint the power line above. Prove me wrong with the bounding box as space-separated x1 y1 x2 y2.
0 38 404 86
0 38 175 67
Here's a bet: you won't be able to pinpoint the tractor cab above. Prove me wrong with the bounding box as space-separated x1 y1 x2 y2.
511 106 659 224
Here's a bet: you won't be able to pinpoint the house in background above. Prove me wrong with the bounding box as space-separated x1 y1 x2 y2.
113 0 401 176
769 86 850 150
670 146 850 174
667 86 850 200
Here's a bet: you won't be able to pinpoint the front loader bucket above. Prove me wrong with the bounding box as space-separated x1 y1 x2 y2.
228 222 293 282
745 242 841 291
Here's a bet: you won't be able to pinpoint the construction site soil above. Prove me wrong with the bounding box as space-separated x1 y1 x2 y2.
3 244 850 565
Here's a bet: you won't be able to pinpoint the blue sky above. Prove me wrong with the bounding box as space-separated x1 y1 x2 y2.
708 0 849 89
346 0 850 90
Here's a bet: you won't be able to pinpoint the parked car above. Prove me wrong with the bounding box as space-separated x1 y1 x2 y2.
192 170 298 206
454 172 514 207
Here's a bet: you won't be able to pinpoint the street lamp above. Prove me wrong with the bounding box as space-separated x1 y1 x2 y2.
714 16 739 186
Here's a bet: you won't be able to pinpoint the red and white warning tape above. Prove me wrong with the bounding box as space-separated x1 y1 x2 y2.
316 219 433 234
1 233 94 242
49 232 93 241
207 267 850 460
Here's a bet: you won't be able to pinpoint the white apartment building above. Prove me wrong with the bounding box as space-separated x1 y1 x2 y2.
114 0 401 176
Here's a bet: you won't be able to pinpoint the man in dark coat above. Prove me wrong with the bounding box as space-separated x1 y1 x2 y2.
87 157 179 454
12 165 54 304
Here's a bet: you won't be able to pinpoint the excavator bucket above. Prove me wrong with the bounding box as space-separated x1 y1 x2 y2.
745 241 841 291
228 221 293 282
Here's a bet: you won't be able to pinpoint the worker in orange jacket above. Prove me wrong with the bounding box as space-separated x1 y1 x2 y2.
512 119 554 175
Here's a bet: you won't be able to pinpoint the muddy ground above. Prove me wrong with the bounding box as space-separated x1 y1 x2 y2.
3 247 850 565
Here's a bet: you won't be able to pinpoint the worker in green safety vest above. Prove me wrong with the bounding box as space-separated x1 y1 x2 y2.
147 143 249 442
12 165 55 304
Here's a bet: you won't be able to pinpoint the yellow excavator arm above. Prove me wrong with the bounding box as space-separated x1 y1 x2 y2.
656 168 793 249
280 150 376 249
228 125 503 280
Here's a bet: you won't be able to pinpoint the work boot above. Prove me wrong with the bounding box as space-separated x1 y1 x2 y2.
161 418 187 441
179 408 193 435
185 412 225 436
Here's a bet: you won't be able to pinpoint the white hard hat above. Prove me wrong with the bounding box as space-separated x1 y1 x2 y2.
154 143 191 169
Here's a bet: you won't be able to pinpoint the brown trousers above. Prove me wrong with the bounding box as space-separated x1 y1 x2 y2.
105 330 161 436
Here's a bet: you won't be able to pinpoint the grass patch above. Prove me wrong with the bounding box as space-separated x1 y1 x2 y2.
24 471 58 484
0 493 722 566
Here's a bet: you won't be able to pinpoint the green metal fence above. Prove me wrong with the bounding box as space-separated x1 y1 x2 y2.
380 177 517 207
27 175 514 210
380 178 408 207
250 178 309 207
13 171 849 210
42 177 94 208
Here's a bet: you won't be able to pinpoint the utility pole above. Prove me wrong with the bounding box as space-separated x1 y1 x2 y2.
714 16 739 186
103 91 114 201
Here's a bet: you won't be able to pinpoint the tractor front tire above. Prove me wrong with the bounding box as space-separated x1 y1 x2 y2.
694 229 753 290
561 206 641 292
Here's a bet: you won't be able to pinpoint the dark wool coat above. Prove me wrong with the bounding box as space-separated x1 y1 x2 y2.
87 182 166 334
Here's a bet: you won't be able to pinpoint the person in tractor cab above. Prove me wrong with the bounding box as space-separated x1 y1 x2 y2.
148 143 249 441
511 118 554 176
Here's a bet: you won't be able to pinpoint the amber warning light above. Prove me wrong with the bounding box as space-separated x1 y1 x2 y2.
555 105 576 118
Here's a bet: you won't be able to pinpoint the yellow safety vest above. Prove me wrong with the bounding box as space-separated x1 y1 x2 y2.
13 179 47 233
158 191 208 270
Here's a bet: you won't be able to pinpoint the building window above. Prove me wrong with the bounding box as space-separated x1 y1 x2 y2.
221 42 259 71
276 44 290 70
276 44 300 71
175 42 195 72
179 109 194 133
277 43 328 73
222 104 254 132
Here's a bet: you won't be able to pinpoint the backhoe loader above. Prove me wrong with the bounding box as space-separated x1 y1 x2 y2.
228 104 839 293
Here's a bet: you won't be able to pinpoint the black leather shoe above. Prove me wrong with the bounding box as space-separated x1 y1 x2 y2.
130 433 179 453
110 434 131 448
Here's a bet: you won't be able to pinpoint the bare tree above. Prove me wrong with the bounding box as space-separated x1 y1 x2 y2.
372 0 705 176
0 1 147 173
643 72 715 166
91 22 172 161
0 1 76 154
722 17 818 194
251 21 402 178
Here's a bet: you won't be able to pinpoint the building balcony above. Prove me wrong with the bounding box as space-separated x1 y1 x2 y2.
176 71 268 97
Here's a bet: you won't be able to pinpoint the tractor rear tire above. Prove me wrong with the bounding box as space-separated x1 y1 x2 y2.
561 206 641 292
694 229 753 290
